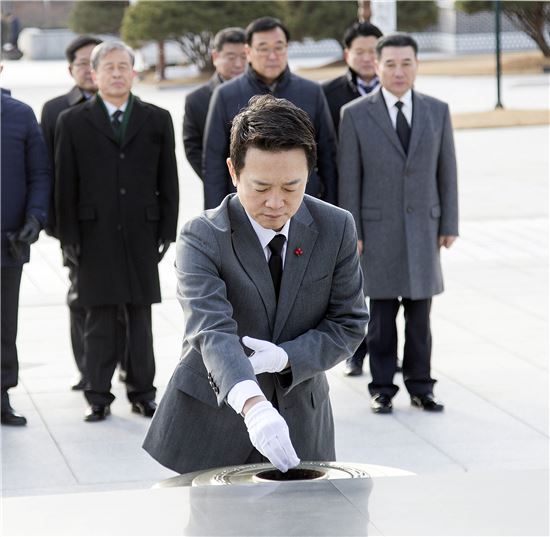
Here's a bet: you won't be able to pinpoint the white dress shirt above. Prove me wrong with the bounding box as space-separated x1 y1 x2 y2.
246 211 290 265
381 87 413 129
102 97 128 118
227 212 292 414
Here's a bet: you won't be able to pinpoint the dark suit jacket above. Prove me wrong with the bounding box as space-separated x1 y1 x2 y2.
40 86 88 235
1 90 50 267
143 194 369 474
182 74 222 179
202 66 337 209
55 95 179 307
322 69 361 134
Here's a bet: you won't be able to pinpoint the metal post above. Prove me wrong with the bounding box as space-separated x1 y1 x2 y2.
494 0 504 109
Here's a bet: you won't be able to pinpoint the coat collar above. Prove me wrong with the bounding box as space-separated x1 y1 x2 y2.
208 72 224 91
365 89 405 157
365 89 427 160
245 64 291 93
67 85 88 107
229 195 277 330
121 95 150 148
83 94 150 147
272 199 318 341
345 68 361 96
406 91 428 159
227 194 318 340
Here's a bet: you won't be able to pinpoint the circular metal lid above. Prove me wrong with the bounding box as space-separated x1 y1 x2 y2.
155 461 413 488
191 461 375 487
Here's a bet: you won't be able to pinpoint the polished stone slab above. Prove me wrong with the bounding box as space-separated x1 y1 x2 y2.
2 469 547 536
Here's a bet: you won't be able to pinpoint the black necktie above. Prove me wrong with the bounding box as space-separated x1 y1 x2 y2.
395 101 410 153
111 109 123 136
268 234 285 299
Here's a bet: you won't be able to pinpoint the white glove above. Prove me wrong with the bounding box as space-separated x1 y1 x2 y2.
242 336 288 374
244 400 300 472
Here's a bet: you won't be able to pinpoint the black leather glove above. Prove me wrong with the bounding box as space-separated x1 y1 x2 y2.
6 231 25 262
63 244 80 266
17 215 42 244
158 239 171 262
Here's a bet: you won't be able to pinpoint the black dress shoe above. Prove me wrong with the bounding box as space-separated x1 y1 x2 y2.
411 394 444 412
71 378 87 391
84 405 110 422
371 394 393 414
131 401 157 418
343 357 364 376
1 408 27 426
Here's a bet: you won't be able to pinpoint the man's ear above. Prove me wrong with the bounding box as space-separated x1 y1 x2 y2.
226 158 238 187
245 44 253 63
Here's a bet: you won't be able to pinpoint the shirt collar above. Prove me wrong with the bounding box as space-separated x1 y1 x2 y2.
101 96 129 117
381 87 413 109
244 210 291 252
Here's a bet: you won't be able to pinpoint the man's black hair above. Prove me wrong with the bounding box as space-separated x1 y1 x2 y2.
245 17 290 46
343 22 383 49
65 35 103 63
213 27 246 52
230 95 316 176
376 33 418 58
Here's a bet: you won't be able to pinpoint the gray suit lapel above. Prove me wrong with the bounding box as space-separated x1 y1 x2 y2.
406 90 428 160
229 197 277 330
365 91 406 158
273 202 319 341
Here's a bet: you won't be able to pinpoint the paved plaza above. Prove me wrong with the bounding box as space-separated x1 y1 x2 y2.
0 59 548 534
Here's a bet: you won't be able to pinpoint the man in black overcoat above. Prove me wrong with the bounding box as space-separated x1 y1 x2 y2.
322 21 382 376
55 41 179 422
322 22 382 134
41 35 103 391
183 27 246 180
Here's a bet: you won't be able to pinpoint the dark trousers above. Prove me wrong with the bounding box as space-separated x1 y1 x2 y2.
1 266 23 410
83 304 155 406
66 256 127 382
367 298 435 398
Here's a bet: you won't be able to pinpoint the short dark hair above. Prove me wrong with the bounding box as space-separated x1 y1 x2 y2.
65 35 103 63
376 33 418 58
230 95 316 176
245 17 290 46
213 27 246 52
343 22 383 49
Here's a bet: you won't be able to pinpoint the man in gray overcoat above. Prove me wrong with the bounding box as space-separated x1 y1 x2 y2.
143 95 368 474
338 33 458 414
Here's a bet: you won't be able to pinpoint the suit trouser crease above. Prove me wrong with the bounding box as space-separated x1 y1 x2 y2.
1 266 23 409
367 298 436 398
66 257 128 381
83 304 156 406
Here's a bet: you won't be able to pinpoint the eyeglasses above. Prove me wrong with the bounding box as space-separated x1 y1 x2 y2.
72 61 91 70
253 45 287 57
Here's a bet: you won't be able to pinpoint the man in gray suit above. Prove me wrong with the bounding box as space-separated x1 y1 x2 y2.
144 95 368 473
338 34 458 414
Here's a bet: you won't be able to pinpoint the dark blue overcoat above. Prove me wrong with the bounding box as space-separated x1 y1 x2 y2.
1 89 51 267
